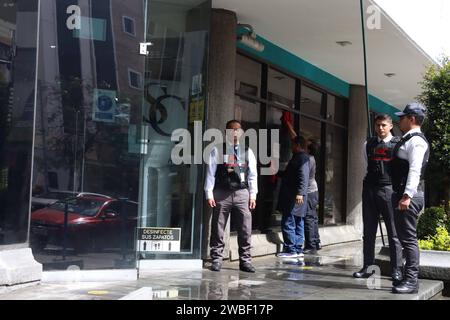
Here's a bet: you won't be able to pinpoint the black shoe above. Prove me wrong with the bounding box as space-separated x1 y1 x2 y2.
303 248 318 255
239 263 256 273
210 262 222 272
392 280 419 294
352 266 374 278
392 269 404 287
316 243 322 250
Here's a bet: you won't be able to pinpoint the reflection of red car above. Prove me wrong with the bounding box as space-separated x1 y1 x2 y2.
30 193 138 253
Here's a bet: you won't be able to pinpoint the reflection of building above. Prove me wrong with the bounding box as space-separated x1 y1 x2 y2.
1 0 437 288
33 0 146 196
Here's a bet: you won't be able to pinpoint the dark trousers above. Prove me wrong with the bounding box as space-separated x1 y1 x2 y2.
210 188 252 264
392 192 424 281
362 183 403 272
304 191 320 249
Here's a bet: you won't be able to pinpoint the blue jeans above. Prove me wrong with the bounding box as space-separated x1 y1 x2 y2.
281 210 304 254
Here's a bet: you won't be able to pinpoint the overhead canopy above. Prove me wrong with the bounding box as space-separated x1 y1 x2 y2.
213 0 436 110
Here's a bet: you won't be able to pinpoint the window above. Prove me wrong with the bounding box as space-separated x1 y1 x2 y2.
301 85 323 118
235 54 261 99
128 69 142 89
234 51 349 232
324 125 347 225
268 68 295 108
327 94 347 126
122 16 136 36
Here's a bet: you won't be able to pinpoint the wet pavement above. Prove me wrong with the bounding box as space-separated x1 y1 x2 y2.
0 241 445 300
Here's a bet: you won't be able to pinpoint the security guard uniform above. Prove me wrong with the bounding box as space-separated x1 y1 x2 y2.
354 134 403 282
391 129 429 293
205 143 258 272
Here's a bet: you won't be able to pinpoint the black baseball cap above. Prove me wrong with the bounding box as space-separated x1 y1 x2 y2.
395 102 426 117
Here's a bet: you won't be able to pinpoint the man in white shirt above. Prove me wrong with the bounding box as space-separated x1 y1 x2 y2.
391 103 430 294
353 114 403 286
204 120 258 273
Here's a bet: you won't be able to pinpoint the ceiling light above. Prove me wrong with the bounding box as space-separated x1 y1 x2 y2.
336 41 352 47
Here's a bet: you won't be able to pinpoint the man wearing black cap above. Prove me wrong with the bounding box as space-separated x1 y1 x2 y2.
353 114 403 286
391 102 430 294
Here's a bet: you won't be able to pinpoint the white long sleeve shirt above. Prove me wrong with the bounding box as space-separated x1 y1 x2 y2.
396 128 429 198
204 145 258 200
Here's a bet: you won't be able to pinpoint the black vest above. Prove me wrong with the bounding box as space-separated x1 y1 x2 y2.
214 144 250 191
391 132 430 195
365 136 400 186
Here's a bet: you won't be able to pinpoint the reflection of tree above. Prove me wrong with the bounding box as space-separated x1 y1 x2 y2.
35 76 140 193
0 64 13 197
0 78 11 158
34 76 91 192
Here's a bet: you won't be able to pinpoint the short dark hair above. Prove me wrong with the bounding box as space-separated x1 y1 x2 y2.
307 139 319 157
226 119 242 129
292 135 307 149
406 114 424 126
374 113 393 124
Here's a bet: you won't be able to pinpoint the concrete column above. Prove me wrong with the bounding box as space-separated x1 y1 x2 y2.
202 9 237 261
346 85 368 234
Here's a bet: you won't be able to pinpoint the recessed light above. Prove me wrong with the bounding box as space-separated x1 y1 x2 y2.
384 73 396 78
336 41 352 47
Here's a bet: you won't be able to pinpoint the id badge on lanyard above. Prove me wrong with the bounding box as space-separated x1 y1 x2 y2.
240 170 245 183
236 147 246 183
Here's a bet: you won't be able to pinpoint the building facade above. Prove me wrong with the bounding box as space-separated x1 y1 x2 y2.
0 0 434 286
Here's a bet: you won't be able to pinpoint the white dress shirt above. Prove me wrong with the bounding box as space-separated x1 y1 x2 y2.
395 128 429 198
204 144 258 200
362 133 394 165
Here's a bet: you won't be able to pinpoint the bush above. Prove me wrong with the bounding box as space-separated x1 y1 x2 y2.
417 206 449 240
418 227 450 251
418 239 434 250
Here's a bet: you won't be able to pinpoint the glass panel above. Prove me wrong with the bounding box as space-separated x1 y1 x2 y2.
301 85 323 118
326 94 348 126
235 53 261 98
268 68 295 108
138 0 210 258
300 116 321 141
232 97 261 231
259 106 294 230
299 116 323 224
324 125 346 225
0 0 38 245
235 95 261 130
30 0 144 269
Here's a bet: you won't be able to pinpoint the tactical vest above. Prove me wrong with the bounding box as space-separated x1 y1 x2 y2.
391 132 430 195
365 136 400 186
214 143 250 191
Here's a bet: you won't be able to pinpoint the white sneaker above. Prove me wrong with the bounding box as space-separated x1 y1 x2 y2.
276 252 299 258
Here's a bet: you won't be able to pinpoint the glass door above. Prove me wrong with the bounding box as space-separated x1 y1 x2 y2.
0 0 39 246
136 0 210 261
